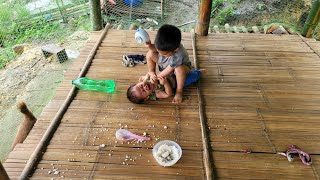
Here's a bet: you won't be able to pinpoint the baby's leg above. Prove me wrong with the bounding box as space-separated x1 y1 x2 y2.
172 65 190 104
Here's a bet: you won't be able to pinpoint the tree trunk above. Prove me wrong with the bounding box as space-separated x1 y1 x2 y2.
90 0 103 31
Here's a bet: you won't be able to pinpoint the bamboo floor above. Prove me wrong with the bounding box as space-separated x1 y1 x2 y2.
3 29 320 179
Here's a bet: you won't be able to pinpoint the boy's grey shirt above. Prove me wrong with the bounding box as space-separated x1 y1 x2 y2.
158 44 192 71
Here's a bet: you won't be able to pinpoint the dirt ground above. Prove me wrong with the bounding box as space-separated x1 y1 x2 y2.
0 31 89 161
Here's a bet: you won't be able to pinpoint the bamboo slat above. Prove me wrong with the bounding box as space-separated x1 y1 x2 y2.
212 152 318 179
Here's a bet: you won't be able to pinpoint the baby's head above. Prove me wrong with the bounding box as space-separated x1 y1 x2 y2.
155 24 181 57
127 81 155 104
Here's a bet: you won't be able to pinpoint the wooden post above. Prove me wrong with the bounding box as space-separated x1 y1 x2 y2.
191 29 214 180
0 162 9 180
302 0 320 38
89 0 103 31
196 0 213 36
161 0 164 20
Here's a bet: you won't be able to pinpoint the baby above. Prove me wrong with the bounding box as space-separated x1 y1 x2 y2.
127 69 206 104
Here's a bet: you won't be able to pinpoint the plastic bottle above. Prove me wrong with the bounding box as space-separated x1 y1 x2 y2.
71 77 115 93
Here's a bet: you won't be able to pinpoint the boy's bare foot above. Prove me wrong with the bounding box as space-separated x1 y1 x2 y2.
172 92 183 104
199 69 206 75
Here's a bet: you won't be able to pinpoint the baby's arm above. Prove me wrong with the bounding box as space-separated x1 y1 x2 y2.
155 77 173 99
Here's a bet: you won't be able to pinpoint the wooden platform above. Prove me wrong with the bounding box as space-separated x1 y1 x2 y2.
3 29 320 179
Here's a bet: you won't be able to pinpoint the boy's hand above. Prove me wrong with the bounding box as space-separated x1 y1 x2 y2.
157 76 167 85
145 40 157 52
145 40 152 49
145 40 151 46
148 71 157 84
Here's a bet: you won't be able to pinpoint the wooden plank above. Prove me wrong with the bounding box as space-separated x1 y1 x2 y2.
212 151 318 179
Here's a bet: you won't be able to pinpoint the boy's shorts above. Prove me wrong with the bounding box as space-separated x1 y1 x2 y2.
173 70 201 88
184 70 201 87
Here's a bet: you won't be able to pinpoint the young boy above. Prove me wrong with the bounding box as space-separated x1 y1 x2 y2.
145 24 191 104
127 69 205 104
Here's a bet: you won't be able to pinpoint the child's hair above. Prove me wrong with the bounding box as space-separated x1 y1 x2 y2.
127 84 145 104
154 24 181 52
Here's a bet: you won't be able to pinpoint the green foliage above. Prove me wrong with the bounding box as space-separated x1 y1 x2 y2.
256 2 267 11
212 0 224 10
71 0 89 5
216 6 236 24
0 5 11 22
0 1 91 69
14 4 31 19
18 21 64 42
211 0 239 25
73 16 91 31
0 7 11 42
0 4 13 40
0 48 15 69
0 19 67 68
0 3 27 67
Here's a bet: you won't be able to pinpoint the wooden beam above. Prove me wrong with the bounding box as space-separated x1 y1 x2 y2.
196 0 213 36
0 162 9 180
191 29 214 180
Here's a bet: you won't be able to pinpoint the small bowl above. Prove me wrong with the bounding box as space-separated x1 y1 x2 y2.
135 28 150 44
152 140 182 167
